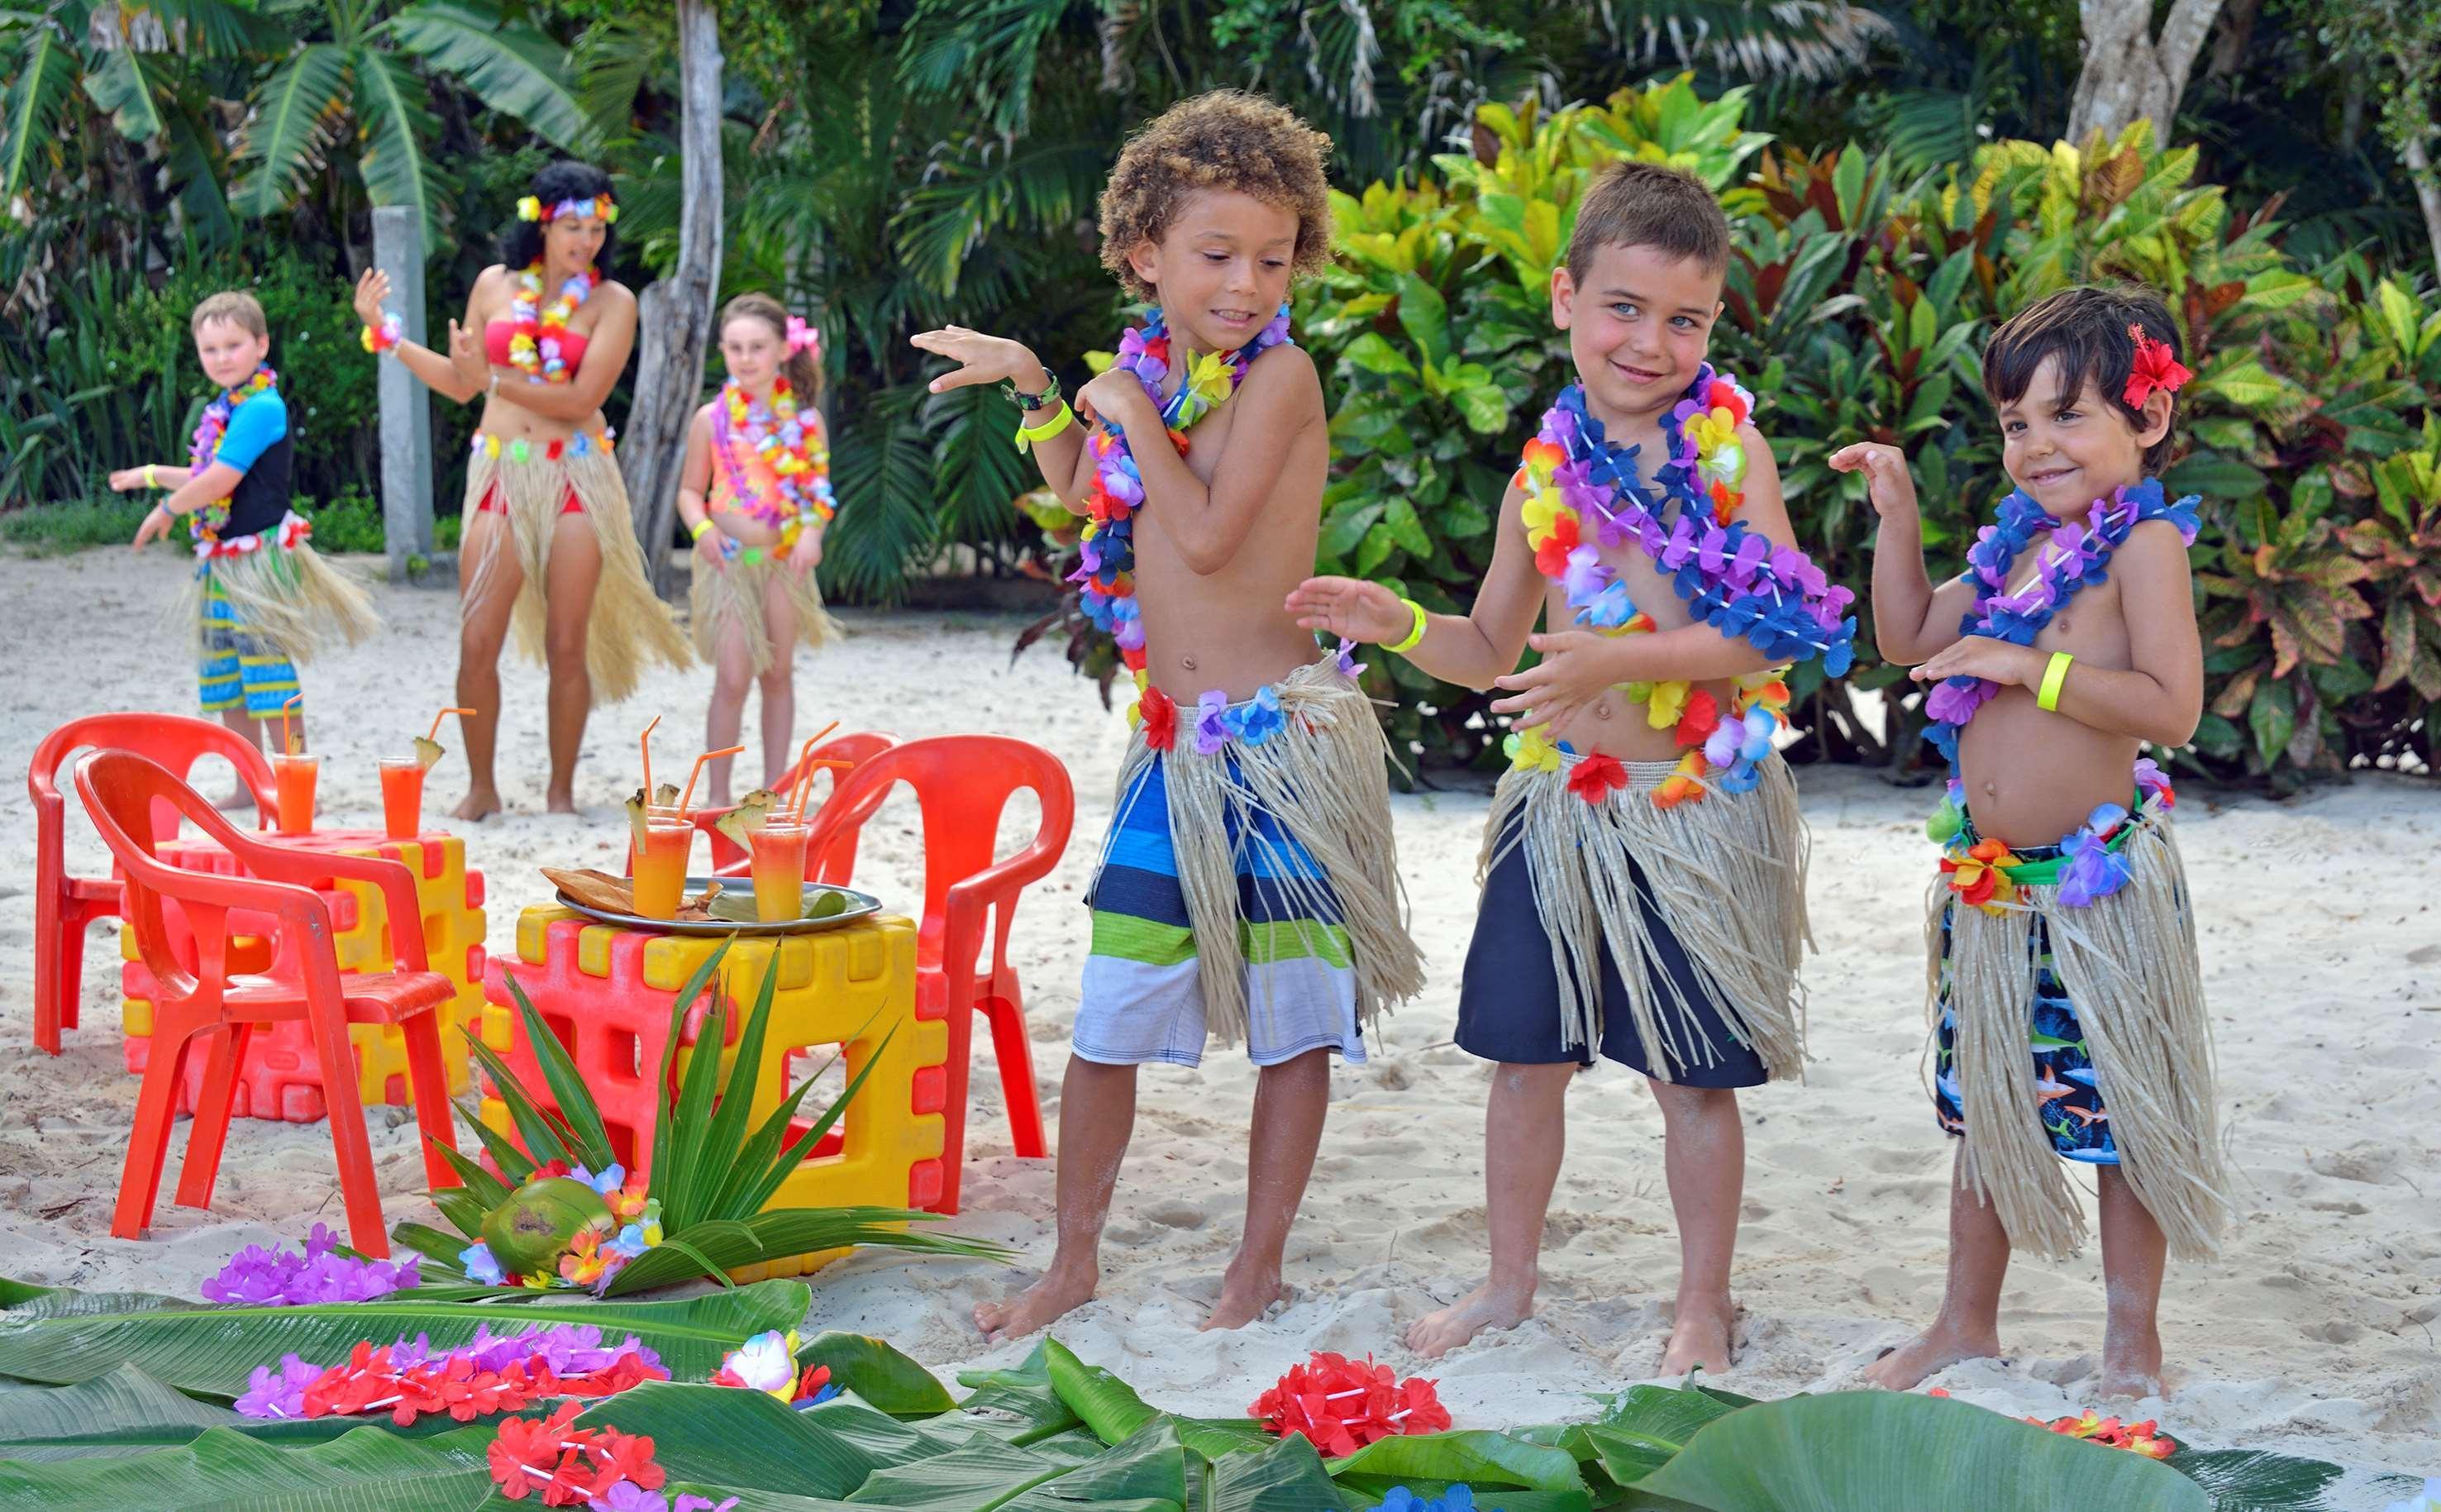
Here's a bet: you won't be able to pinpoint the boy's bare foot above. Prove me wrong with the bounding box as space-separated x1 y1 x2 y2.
451 789 503 823
1660 1291 1738 1376
1406 1277 1536 1359
1200 1262 1282 1331
544 787 579 815
2098 1323 2163 1399
975 1263 1096 1344
1862 1319 2003 1390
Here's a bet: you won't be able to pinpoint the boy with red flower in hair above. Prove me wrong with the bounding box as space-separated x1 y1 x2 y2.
1840 284 2229 1398
1293 161 1855 1372
911 90 1424 1341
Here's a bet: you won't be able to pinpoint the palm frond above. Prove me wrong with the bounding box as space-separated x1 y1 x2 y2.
923 379 1034 554
83 44 165 141
381 0 596 154
131 0 290 57
1592 0 1890 84
570 12 650 150
826 385 938 605
895 0 1070 137
890 136 1105 297
0 19 77 201
227 39 349 219
351 45 440 230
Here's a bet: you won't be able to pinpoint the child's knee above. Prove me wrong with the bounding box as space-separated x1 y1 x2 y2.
543 621 589 670
1647 1079 1738 1120
756 665 793 700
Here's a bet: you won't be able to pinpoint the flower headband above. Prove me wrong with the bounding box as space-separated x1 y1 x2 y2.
2122 324 2192 409
517 194 618 224
783 315 820 358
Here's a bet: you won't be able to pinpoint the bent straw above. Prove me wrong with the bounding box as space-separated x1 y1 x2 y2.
789 761 852 823
784 721 844 819
681 746 746 813
281 694 303 757
428 706 476 742
640 715 660 797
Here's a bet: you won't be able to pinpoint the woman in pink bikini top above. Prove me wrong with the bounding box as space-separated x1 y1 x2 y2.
349 159 689 820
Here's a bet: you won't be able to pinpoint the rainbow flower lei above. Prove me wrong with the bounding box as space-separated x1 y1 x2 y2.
1924 479 2199 909
184 364 279 550
1070 303 1294 719
507 261 599 384
713 377 835 538
1514 370 1856 806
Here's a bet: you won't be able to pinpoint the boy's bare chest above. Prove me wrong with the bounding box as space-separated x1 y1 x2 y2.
1999 558 2131 661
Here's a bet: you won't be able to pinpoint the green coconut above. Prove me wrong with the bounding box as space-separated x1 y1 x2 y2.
481 1176 614 1275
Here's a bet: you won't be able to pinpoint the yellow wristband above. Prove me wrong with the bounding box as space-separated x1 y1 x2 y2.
1385 596 1428 655
2037 650 2074 712
1014 401 1075 452
144 464 158 490
689 518 712 541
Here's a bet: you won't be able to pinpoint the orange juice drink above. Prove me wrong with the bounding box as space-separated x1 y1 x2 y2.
379 759 426 840
749 818 812 922
272 753 319 834
630 806 694 918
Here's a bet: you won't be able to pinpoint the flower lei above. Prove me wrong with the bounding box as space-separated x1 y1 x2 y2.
508 262 601 384
1923 479 2199 912
1068 303 1294 723
1928 1390 2179 1460
713 377 835 534
1249 1351 1450 1457
709 1329 837 1409
235 1324 667 1426
517 194 619 225
486 1400 712 1510
1514 372 1856 807
456 1161 664 1292
184 364 280 551
203 1223 418 1305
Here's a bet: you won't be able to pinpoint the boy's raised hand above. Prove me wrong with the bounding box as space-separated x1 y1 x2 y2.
1286 576 1412 645
909 326 1039 395
107 468 150 493
1828 441 1919 521
352 268 391 330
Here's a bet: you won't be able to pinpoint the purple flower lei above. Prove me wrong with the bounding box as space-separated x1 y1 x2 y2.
203 1223 421 1306
233 1324 665 1419
1541 377 1857 674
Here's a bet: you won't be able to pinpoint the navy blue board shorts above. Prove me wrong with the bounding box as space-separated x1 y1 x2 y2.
1455 818 1770 1085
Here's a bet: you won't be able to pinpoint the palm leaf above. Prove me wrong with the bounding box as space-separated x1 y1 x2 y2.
349 47 438 231
794 1333 956 1418
923 379 1035 556
83 45 167 141
707 1041 851 1220
427 1141 512 1215
889 136 1105 298
716 1021 897 1220
387 1220 476 1268
683 945 789 1226
656 987 734 1233
132 0 292 57
1630 1390 2209 1510
502 966 617 1173
454 1093 541 1187
0 1277 810 1395
646 937 734 1216
602 1209 1004 1295
0 21 75 201
894 0 1069 137
0 1419 498 1510
826 388 937 606
381 0 595 153
570 12 649 149
461 1029 582 1173
229 40 349 219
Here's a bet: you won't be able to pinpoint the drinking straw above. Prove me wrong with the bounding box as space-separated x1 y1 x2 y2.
428 706 476 742
680 746 746 813
281 694 303 756
784 723 843 819
640 715 660 796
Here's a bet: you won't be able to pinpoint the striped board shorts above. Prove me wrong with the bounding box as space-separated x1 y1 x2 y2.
1075 750 1366 1068
198 570 300 718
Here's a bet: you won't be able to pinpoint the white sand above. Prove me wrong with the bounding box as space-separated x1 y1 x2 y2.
2 551 2434 1493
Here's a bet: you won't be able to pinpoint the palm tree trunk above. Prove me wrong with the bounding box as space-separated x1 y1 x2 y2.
619 0 722 597
2403 126 2441 279
2066 0 2224 143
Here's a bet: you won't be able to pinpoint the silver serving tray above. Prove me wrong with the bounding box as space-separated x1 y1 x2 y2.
551 877 884 937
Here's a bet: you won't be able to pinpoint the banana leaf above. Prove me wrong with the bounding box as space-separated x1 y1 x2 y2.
0 1419 498 1510
1042 1338 1160 1447
794 1331 957 1417
2165 1448 2424 1510
0 1365 486 1462
0 1277 809 1396
1322 1429 1587 1495
1627 1390 2211 1511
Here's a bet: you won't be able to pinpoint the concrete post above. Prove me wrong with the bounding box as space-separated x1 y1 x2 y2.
373 206 434 581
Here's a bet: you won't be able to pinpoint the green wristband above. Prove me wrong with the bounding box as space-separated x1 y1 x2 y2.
1385 596 1428 656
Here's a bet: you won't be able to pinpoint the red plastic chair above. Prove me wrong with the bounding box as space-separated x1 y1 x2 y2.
799 735 1072 1213
30 713 277 1054
696 730 899 881
77 750 460 1256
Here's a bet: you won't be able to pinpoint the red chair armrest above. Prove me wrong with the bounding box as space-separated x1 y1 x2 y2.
251 847 432 974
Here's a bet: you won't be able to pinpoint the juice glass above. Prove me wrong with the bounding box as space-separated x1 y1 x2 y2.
630 806 694 918
379 759 426 841
271 753 319 834
749 818 812 923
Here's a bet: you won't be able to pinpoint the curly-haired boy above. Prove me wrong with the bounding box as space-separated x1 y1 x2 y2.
914 89 1424 1342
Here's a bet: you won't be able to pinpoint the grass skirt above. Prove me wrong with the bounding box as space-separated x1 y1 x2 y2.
688 551 841 677
1927 799 2229 1261
1098 657 1425 1047
461 445 692 704
1476 752 1809 1082
174 529 379 663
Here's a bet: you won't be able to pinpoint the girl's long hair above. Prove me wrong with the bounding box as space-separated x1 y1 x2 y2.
719 293 822 406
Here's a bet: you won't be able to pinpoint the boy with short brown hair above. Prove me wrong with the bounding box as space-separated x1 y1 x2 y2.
1293 159 1856 1372
913 88 1423 1341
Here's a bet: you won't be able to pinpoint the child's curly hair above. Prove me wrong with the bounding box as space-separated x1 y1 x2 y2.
1097 90 1333 302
